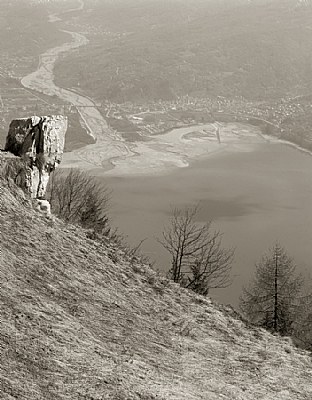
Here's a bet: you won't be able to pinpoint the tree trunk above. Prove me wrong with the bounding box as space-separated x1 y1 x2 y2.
274 249 278 332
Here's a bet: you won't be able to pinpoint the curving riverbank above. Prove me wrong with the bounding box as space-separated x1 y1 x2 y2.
21 31 276 175
21 27 133 169
20 1 303 177
20 0 133 169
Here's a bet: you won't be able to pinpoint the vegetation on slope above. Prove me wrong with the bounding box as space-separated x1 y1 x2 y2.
0 169 312 399
54 0 312 103
0 1 69 77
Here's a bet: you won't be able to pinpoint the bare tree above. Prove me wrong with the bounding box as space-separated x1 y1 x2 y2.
240 243 304 336
158 206 234 295
47 168 111 235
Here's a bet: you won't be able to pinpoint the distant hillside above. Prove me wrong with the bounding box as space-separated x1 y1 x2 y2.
0 0 68 78
0 165 312 399
53 0 312 103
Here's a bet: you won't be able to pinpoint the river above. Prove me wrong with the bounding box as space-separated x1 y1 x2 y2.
20 2 312 307
20 1 277 175
21 2 133 170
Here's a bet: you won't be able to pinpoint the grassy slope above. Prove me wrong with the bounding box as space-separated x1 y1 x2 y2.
0 175 312 399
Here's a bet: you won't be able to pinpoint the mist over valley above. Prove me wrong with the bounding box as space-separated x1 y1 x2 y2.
1 0 312 306
2 1 312 398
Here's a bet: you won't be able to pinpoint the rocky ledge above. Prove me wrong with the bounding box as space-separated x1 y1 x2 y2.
1 115 67 199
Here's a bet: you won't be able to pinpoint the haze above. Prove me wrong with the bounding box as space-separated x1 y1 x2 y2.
1 0 312 306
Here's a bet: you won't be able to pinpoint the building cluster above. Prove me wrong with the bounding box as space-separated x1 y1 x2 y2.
100 95 312 138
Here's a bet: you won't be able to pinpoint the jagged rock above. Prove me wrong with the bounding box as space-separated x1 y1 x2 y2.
4 115 67 198
34 199 52 216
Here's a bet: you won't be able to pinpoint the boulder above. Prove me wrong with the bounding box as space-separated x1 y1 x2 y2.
35 199 52 216
3 115 67 198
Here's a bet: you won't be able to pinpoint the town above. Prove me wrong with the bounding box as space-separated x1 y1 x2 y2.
101 94 312 151
1 81 312 153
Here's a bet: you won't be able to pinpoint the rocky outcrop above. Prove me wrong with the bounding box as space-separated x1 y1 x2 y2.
3 115 67 198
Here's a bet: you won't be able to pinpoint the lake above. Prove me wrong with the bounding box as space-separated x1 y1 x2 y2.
102 141 312 307
20 0 312 308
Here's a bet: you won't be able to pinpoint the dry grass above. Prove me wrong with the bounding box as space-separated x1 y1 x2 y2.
0 172 311 399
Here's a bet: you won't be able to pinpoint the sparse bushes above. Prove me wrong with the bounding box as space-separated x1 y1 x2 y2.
46 168 111 237
159 205 234 295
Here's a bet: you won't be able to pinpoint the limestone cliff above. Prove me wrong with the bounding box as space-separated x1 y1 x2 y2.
3 115 67 198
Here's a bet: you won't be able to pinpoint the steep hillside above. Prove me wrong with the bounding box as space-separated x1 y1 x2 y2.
0 176 312 399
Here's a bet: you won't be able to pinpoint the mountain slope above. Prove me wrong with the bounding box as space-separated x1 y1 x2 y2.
53 0 312 103
0 176 312 399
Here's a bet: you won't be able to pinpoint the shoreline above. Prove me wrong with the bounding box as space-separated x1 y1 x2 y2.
18 3 312 177
97 122 278 177
275 138 312 158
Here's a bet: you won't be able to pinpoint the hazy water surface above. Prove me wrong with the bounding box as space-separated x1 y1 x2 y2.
102 142 312 306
